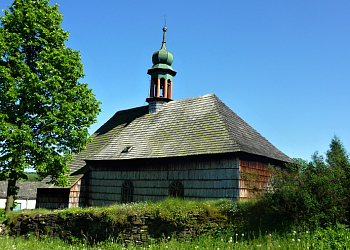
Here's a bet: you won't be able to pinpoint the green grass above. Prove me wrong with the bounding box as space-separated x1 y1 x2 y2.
1 224 349 249
7 198 240 228
3 198 350 249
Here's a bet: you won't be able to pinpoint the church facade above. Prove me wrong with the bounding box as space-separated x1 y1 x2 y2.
36 27 294 209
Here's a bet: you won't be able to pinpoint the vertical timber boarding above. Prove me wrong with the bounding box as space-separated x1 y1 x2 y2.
36 177 87 209
239 160 273 199
85 156 241 206
68 178 85 208
36 188 70 209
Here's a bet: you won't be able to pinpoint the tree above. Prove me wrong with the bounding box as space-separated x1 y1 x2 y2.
0 0 101 214
262 136 350 227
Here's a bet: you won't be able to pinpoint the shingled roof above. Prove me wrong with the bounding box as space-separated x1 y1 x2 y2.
41 93 293 188
39 104 149 188
89 93 293 162
0 181 41 199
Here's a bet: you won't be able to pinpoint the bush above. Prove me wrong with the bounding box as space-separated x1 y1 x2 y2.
0 209 6 223
261 136 350 227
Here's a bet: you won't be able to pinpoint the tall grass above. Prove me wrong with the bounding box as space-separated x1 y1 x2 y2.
1 224 349 249
2 198 350 249
5 197 240 228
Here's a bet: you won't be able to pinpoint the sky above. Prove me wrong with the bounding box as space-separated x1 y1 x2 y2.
1 0 350 162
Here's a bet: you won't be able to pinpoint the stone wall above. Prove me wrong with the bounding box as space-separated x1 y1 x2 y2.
6 210 231 245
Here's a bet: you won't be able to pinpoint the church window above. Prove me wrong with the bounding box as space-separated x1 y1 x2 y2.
121 180 134 203
169 181 184 198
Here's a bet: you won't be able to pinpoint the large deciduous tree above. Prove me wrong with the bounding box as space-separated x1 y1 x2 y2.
0 0 101 213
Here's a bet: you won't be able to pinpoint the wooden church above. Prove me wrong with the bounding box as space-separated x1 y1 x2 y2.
36 27 294 209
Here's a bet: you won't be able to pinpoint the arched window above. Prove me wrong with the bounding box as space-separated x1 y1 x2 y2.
121 180 134 203
169 181 184 198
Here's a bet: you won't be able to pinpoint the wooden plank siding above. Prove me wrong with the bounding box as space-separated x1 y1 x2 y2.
36 188 70 209
36 154 287 209
85 156 240 206
238 160 273 198
68 179 87 208
36 178 88 209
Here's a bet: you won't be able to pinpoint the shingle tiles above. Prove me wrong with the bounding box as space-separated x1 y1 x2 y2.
41 94 293 188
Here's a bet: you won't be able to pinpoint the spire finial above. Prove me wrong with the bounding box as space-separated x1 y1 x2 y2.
162 15 167 43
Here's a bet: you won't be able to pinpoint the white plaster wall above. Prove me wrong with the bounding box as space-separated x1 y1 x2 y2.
0 198 36 210
0 199 5 209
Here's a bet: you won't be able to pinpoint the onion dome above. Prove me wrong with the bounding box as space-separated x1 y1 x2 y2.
150 26 174 70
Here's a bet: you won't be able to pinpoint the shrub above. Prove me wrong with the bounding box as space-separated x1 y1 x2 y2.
261 136 350 227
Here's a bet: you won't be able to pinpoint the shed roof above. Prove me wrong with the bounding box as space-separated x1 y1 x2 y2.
0 181 43 199
41 93 293 188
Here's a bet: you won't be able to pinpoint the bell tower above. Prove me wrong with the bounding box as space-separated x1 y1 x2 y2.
146 26 177 113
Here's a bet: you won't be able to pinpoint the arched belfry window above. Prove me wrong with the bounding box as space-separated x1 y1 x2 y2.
160 78 166 97
121 180 134 203
169 181 184 198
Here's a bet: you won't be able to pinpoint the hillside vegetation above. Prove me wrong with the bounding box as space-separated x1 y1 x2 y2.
18 172 42 182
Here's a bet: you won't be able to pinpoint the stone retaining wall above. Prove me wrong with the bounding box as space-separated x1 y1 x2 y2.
5 211 231 245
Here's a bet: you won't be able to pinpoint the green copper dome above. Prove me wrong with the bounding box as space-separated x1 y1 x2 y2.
151 26 174 67
152 42 174 66
148 26 176 76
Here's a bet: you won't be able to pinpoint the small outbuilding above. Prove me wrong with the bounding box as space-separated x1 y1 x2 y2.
36 27 294 209
0 181 38 210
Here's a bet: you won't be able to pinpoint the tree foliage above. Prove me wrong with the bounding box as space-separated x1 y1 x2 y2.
262 136 350 227
0 0 101 213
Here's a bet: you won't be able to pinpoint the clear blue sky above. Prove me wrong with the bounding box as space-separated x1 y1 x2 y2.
2 0 350 162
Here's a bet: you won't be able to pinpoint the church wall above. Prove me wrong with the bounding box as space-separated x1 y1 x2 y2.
68 178 88 208
238 160 274 199
35 156 280 209
85 156 240 206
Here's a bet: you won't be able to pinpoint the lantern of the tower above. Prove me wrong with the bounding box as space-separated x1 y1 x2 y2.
146 26 176 113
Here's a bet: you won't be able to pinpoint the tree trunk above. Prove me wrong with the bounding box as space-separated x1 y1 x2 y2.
5 172 18 215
